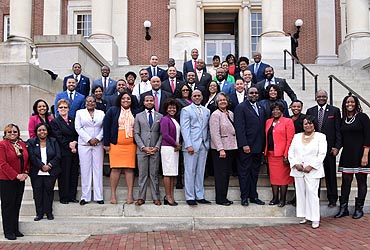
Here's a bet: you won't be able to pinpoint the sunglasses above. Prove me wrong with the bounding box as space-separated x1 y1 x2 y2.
7 130 18 134
58 106 69 109
249 92 258 95
182 89 190 92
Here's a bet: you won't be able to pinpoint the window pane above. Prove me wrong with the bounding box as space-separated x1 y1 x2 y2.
76 13 92 37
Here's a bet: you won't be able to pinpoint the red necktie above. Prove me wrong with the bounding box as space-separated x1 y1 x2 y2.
194 60 197 71
170 79 175 93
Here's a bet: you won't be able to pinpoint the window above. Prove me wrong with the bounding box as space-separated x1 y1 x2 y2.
250 12 262 56
3 15 10 41
76 13 92 37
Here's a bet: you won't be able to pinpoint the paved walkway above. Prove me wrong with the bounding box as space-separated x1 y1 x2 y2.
0 216 370 249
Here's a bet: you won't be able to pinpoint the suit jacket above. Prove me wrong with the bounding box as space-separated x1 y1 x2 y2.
92 77 117 97
180 103 210 152
161 78 185 97
218 80 234 96
160 115 181 147
54 91 85 118
229 90 247 112
75 109 105 146
28 115 53 138
247 62 270 84
288 132 327 179
27 137 62 178
306 104 342 152
234 100 266 153
139 89 172 115
183 60 207 80
50 115 79 156
259 99 290 119
0 139 30 180
256 77 297 102
188 82 206 95
209 109 238 151
264 116 295 157
147 66 168 82
63 74 91 97
165 69 184 82
134 110 163 154
195 71 212 89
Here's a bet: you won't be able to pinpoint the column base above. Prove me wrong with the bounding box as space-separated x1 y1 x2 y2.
315 55 338 65
338 36 370 66
87 37 118 66
118 56 130 66
0 40 33 63
170 35 201 72
258 36 291 67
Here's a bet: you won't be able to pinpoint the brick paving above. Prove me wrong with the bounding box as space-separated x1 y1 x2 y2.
1 216 370 249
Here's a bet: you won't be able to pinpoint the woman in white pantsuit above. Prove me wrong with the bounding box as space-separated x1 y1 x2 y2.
75 96 105 205
288 115 327 229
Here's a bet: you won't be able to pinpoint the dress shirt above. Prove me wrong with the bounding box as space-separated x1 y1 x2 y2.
74 74 80 82
264 77 276 89
317 104 327 112
218 80 225 91
236 91 245 104
132 81 152 100
69 90 76 101
246 82 253 89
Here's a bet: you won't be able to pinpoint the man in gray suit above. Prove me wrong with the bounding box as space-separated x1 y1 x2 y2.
180 90 211 206
92 65 117 97
134 95 163 206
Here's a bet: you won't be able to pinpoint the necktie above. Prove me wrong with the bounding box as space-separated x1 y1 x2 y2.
154 91 159 112
153 67 156 76
103 77 107 92
254 63 259 74
194 60 197 71
69 92 73 103
252 103 259 116
318 107 324 131
197 106 203 121
75 75 79 83
148 110 153 128
170 79 175 93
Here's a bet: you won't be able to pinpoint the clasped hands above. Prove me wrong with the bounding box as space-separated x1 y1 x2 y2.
142 146 159 155
88 138 100 146
16 173 28 182
294 164 313 173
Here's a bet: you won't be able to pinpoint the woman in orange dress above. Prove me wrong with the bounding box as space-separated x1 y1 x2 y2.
103 92 138 204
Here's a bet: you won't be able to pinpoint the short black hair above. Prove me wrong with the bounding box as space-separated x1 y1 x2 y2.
92 85 103 94
34 123 51 137
114 91 137 109
125 71 137 79
163 98 180 116
32 99 50 115
238 56 249 66
212 55 220 61
266 84 283 99
270 101 285 112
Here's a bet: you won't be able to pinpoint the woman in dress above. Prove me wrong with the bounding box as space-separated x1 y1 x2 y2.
265 102 295 207
210 92 238 206
203 81 221 114
288 115 327 229
260 84 290 118
92 85 107 113
160 98 182 206
103 91 137 204
27 123 61 221
75 96 105 205
226 54 237 76
28 99 53 138
335 94 370 219
0 123 30 240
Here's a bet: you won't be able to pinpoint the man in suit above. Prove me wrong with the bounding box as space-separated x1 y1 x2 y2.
247 52 270 84
186 72 205 95
234 86 266 206
180 90 211 206
134 95 163 206
132 69 152 102
63 63 91 97
215 67 234 96
306 89 341 207
140 76 172 115
54 77 85 118
229 79 248 112
243 69 254 89
167 58 184 81
183 48 207 80
256 66 297 102
106 79 129 110
91 65 116 97
146 55 167 82
161 66 184 97
195 59 212 90
234 56 250 81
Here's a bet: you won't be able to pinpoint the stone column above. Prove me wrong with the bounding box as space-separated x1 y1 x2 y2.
338 0 370 65
239 3 251 57
315 0 338 64
112 0 129 65
43 0 62 35
176 0 197 37
258 0 290 67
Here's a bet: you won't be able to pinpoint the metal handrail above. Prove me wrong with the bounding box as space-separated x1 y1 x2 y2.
283 49 318 94
328 75 370 108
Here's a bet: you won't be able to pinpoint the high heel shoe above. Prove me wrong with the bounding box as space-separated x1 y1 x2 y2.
164 196 178 206
164 196 169 205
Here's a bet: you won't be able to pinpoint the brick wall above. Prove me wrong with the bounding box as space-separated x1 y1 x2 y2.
127 0 169 65
33 0 44 36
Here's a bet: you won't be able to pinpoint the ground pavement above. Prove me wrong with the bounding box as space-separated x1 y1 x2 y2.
0 216 369 249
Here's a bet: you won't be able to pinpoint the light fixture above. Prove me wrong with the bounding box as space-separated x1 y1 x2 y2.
144 20 152 40
295 19 303 32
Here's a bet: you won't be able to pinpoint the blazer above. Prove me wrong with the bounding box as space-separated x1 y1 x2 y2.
63 74 91 97
161 78 185 97
160 115 181 147
164 70 183 82
288 132 327 179
0 139 30 180
139 89 172 115
75 109 105 146
28 114 53 138
92 77 117 97
146 66 168 82
264 116 295 157
134 110 163 155
209 109 238 151
27 137 62 178
180 103 210 152
306 104 342 152
218 80 234 96
247 62 270 83
183 60 207 80
229 90 247 112
54 91 85 118
259 98 290 119
50 115 79 156
195 71 212 89
256 77 297 102
234 100 266 153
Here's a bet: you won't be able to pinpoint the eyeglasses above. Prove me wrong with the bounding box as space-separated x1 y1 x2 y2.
7 130 18 134
249 92 258 95
58 106 69 109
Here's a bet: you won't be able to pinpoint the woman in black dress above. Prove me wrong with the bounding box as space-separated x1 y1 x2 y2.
92 85 107 113
335 94 370 219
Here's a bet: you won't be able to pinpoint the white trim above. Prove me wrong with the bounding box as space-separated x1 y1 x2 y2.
67 0 91 35
3 15 10 41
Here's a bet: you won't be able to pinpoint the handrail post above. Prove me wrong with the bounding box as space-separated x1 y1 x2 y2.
302 68 305 91
292 58 295 79
329 76 333 106
284 50 286 70
314 75 318 95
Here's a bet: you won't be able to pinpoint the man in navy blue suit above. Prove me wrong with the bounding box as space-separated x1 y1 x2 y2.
229 79 248 112
63 63 91 97
234 86 266 206
91 65 116 97
55 77 85 118
183 48 206 81
247 52 270 84
146 55 167 82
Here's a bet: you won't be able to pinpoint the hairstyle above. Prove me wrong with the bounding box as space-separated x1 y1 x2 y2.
177 84 193 99
34 123 50 137
85 95 96 101
163 98 180 116
206 81 221 95
304 115 316 124
57 99 70 108
72 62 81 69
221 60 229 66
265 66 274 73
114 91 137 109
139 68 149 75
215 92 231 109
32 99 52 125
225 54 236 62
341 93 362 118
238 56 249 67
270 101 285 112
266 84 282 99
290 99 303 107
212 55 220 61
92 85 103 95
125 71 137 79
3 123 20 139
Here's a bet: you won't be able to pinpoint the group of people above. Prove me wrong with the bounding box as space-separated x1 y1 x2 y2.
0 50 369 240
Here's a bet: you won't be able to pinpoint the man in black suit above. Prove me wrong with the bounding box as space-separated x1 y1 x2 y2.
229 79 247 112
256 66 297 102
186 72 205 95
106 79 128 110
161 66 184 97
167 58 184 81
247 52 270 84
63 63 91 97
306 89 341 207
234 87 266 206
195 59 212 90
140 76 172 115
243 69 254 89
183 48 206 80
146 55 167 82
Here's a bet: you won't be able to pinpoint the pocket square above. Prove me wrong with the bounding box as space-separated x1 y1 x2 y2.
328 116 334 118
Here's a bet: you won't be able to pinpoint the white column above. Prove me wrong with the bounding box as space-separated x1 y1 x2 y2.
346 0 370 37
112 0 129 65
168 1 177 58
315 0 338 64
176 0 197 37
239 4 251 57
43 0 62 35
261 0 284 36
9 0 32 41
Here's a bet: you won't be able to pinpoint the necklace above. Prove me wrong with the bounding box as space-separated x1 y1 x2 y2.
345 113 356 125
302 132 315 145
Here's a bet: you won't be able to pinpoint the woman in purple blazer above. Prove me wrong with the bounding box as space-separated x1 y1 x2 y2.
28 99 53 138
160 99 182 206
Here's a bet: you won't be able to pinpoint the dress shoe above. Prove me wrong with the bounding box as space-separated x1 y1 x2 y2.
186 200 197 206
69 199 79 203
47 214 54 220
135 199 145 206
241 198 249 206
269 199 279 205
299 219 307 224
250 198 265 205
216 201 232 206
34 215 43 221
312 222 320 229
164 196 178 206
15 231 24 237
278 201 286 207
168 201 178 206
79 199 88 205
196 199 211 204
226 200 234 204
97 200 104 204
153 200 161 206
5 234 16 240
328 201 336 208
60 200 69 204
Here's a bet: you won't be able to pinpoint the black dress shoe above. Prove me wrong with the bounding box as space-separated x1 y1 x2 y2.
278 201 286 207
47 214 54 220
216 201 232 206
5 234 16 240
186 200 197 206
34 215 43 221
241 198 249 206
250 198 265 205
70 199 79 203
15 231 24 237
226 200 234 204
60 200 69 204
196 199 211 204
269 199 279 205
80 199 88 205
97 200 104 204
